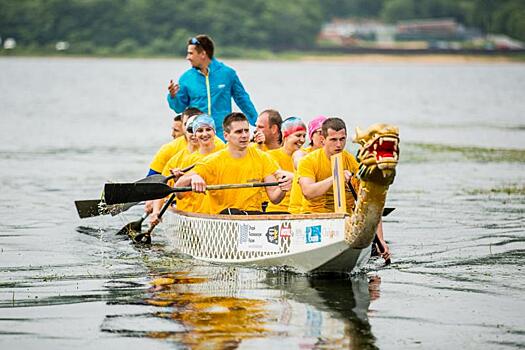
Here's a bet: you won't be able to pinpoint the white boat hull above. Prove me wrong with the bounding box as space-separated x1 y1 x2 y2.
163 210 371 274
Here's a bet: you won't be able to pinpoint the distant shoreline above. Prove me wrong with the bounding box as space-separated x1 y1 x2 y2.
1 51 524 63
298 53 525 63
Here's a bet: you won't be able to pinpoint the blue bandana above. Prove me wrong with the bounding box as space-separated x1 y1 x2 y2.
192 114 216 133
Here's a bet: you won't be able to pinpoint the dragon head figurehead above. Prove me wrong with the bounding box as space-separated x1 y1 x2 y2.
353 123 399 186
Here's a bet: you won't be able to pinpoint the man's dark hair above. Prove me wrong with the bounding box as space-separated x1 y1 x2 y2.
188 34 214 59
322 117 346 137
182 107 203 119
223 112 248 133
261 109 283 144
173 114 182 122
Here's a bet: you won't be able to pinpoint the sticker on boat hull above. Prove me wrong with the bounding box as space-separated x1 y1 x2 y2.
238 223 280 252
280 222 292 238
305 225 322 244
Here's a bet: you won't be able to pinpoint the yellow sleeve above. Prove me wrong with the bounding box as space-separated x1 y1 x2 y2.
192 152 219 184
297 152 317 182
260 151 279 178
149 143 172 173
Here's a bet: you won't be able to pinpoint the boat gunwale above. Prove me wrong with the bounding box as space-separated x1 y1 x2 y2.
170 210 347 221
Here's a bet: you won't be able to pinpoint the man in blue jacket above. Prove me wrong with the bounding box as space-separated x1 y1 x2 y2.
167 34 258 141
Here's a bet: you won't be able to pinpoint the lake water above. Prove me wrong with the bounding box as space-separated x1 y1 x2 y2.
0 56 524 349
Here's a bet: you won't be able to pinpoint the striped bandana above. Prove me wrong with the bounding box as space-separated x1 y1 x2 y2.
281 116 306 139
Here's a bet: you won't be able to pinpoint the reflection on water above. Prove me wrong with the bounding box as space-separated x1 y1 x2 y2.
101 266 380 349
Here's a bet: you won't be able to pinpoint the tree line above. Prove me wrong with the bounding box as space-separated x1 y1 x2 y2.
1 0 523 56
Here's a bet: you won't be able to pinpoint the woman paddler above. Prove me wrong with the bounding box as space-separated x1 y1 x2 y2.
265 117 307 213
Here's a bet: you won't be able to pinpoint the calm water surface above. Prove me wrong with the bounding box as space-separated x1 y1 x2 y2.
0 57 524 349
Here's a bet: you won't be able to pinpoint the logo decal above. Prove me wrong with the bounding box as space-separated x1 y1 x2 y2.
280 222 292 238
305 225 322 244
266 225 279 245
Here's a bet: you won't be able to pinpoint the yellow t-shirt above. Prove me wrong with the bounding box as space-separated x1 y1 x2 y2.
175 145 224 213
193 147 279 214
288 147 313 214
297 149 359 213
266 148 294 213
150 136 224 174
149 138 187 174
249 142 269 152
175 152 207 212
161 148 193 178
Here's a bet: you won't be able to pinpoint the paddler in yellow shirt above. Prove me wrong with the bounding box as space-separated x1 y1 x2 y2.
251 109 282 151
147 107 203 176
174 114 224 213
297 117 359 214
175 112 293 214
266 117 307 213
288 115 327 214
149 114 200 225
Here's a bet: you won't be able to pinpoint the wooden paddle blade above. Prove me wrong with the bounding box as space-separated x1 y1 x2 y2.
75 200 104 218
382 207 395 216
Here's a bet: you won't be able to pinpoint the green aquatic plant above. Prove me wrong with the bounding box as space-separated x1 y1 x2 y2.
465 185 525 196
404 143 525 163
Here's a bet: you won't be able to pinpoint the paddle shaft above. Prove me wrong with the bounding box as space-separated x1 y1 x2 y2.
135 194 177 243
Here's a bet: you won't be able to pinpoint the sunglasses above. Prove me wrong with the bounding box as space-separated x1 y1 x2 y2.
190 37 201 46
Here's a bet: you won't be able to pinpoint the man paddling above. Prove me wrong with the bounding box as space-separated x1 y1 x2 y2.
175 112 293 214
167 34 258 141
297 117 390 260
147 108 204 176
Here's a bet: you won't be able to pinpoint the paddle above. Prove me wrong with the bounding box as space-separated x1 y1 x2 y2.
74 175 170 219
132 194 176 244
116 212 149 237
75 200 138 219
112 164 197 235
104 181 281 205
75 165 195 219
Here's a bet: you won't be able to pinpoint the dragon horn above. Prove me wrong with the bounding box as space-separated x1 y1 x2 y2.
353 126 364 144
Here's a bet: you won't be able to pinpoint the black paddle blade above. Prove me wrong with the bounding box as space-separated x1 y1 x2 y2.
116 219 143 236
75 200 104 218
104 182 178 205
382 207 395 217
75 199 140 219
136 174 168 184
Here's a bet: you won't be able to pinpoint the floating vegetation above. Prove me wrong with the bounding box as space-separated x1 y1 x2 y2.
403 143 525 163
465 185 525 196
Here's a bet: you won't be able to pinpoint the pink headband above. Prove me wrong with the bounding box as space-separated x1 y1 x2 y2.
308 115 328 141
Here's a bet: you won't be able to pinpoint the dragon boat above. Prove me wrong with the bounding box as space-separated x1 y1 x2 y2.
161 124 400 274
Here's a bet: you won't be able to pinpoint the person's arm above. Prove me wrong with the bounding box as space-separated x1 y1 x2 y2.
175 171 207 194
149 198 164 226
299 176 333 200
167 78 189 113
231 72 257 126
265 170 293 204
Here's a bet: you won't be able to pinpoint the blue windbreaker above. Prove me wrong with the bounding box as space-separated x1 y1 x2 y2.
167 58 257 140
